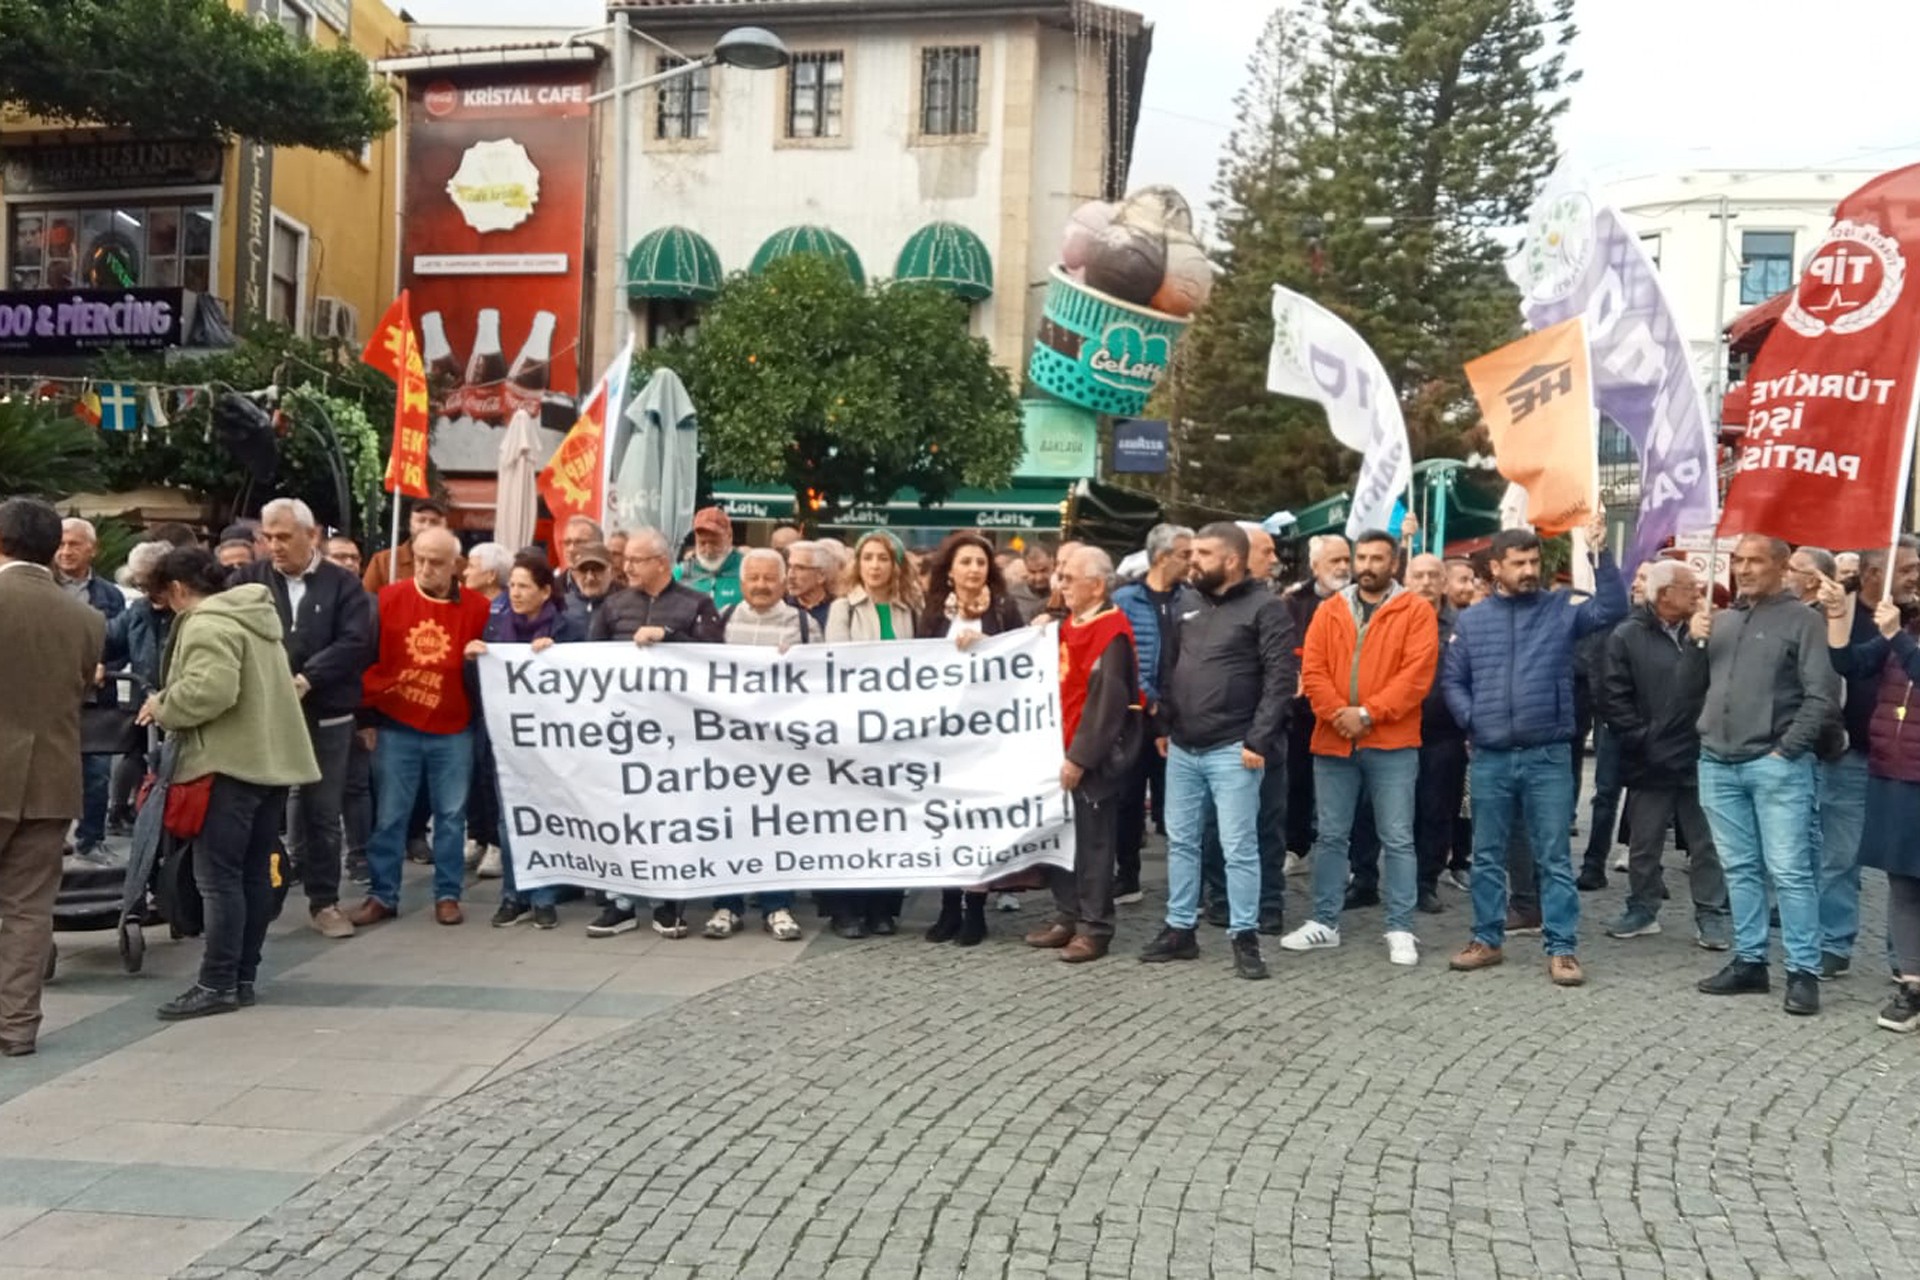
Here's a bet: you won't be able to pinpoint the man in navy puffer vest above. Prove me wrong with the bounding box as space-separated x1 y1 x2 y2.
1443 516 1626 987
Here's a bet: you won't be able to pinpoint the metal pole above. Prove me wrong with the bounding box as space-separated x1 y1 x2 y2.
1708 193 1732 413
612 10 633 350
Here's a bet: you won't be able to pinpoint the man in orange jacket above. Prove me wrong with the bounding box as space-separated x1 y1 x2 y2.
1281 528 1439 966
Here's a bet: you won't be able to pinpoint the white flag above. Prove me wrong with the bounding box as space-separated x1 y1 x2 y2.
1267 285 1410 539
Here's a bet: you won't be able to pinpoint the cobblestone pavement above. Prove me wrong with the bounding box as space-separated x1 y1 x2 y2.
183 870 1920 1280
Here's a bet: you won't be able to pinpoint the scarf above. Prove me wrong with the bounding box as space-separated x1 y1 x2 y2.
1059 605 1136 748
501 598 560 643
944 587 992 621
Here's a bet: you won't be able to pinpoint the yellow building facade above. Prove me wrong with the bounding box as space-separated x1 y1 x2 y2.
0 0 406 363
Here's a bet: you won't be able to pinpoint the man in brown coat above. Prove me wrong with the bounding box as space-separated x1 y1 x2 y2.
0 498 106 1056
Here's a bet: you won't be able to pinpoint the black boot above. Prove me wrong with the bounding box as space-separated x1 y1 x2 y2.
157 985 238 1021
1698 960 1770 995
925 891 963 943
956 892 988 947
831 913 869 940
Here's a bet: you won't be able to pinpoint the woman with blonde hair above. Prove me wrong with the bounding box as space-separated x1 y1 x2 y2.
823 530 921 936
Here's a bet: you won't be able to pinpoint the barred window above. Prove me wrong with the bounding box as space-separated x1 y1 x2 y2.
787 52 845 139
920 46 981 136
656 56 711 140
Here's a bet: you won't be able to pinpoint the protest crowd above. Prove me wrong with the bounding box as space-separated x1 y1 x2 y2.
8 489 1920 1058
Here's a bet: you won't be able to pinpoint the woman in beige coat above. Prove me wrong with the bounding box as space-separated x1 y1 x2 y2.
822 531 922 936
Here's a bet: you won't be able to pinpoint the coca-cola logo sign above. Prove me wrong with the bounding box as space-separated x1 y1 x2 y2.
424 82 459 118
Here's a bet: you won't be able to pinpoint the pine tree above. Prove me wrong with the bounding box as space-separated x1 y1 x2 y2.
1164 0 1575 519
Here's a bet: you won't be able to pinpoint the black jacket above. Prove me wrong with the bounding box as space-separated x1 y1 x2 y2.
587 580 723 643
1601 604 1708 789
1828 599 1878 755
232 558 374 721
915 593 1025 639
1159 577 1297 755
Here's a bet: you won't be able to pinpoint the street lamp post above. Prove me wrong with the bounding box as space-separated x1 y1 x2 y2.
584 21 790 347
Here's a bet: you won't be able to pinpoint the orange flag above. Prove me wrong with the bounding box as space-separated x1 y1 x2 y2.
1464 316 1597 534
538 339 633 567
360 291 431 500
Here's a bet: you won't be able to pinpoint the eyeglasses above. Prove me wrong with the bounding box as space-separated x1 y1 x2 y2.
575 564 610 574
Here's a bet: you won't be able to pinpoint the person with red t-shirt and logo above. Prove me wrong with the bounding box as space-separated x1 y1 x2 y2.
349 527 491 927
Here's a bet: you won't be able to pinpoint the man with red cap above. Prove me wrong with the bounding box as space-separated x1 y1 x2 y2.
676 507 744 608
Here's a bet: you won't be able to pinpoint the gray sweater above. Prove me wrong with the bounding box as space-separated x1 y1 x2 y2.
1696 590 1839 764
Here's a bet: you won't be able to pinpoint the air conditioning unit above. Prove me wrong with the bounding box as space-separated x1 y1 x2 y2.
312 296 359 347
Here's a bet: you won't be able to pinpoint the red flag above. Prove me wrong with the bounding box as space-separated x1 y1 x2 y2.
537 339 633 567
361 291 431 500
1719 164 1920 549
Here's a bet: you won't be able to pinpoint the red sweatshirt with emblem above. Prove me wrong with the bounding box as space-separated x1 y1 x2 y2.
362 581 491 735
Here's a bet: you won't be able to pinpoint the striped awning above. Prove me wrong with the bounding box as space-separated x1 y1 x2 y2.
895 221 992 300
749 225 865 287
627 226 723 302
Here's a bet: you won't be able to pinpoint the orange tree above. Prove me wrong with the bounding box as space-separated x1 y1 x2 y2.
643 254 1023 523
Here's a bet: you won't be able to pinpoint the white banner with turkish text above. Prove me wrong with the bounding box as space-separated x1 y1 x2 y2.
476 630 1075 896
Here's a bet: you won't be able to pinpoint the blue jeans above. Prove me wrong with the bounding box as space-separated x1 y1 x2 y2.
75 754 111 848
1165 742 1264 933
1469 743 1579 956
715 893 794 914
498 828 556 909
1698 752 1819 972
367 724 473 910
1311 749 1418 933
1814 751 1867 958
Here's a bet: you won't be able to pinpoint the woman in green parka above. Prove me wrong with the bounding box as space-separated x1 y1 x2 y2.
137 546 319 1021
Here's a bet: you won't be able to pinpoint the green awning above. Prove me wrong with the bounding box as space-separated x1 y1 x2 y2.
711 481 1066 533
627 226 723 302
894 221 993 300
749 225 865 287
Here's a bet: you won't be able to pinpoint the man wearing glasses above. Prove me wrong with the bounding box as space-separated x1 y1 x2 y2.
555 516 605 597
562 544 618 632
783 539 838 628
583 527 725 939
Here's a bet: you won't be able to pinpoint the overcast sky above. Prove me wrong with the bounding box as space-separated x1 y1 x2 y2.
395 0 1920 218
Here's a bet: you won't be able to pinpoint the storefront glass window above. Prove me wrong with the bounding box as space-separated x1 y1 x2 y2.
7 198 215 292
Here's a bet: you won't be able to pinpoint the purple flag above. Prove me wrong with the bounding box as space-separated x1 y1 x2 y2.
1507 186 1719 571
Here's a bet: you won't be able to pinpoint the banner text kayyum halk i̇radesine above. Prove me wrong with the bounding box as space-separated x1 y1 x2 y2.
476 629 1076 896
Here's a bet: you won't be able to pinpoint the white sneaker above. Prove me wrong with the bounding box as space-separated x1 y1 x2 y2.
1279 921 1341 951
703 908 739 939
476 845 503 879
463 838 483 870
1283 852 1309 877
1386 930 1419 967
765 908 803 941
994 893 1021 912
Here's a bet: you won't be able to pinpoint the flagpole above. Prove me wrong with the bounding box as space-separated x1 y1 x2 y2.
1882 341 1920 604
388 484 402 583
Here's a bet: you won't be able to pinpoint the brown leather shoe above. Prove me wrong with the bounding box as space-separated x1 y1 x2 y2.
1548 955 1586 987
346 898 395 928
1024 922 1075 949
434 899 464 926
0 1039 35 1058
1449 940 1505 971
1060 935 1109 963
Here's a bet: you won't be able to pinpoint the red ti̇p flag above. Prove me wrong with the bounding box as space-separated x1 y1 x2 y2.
1719 164 1920 550
360 290 432 500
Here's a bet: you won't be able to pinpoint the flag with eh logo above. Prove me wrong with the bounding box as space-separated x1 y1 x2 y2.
1464 316 1597 534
